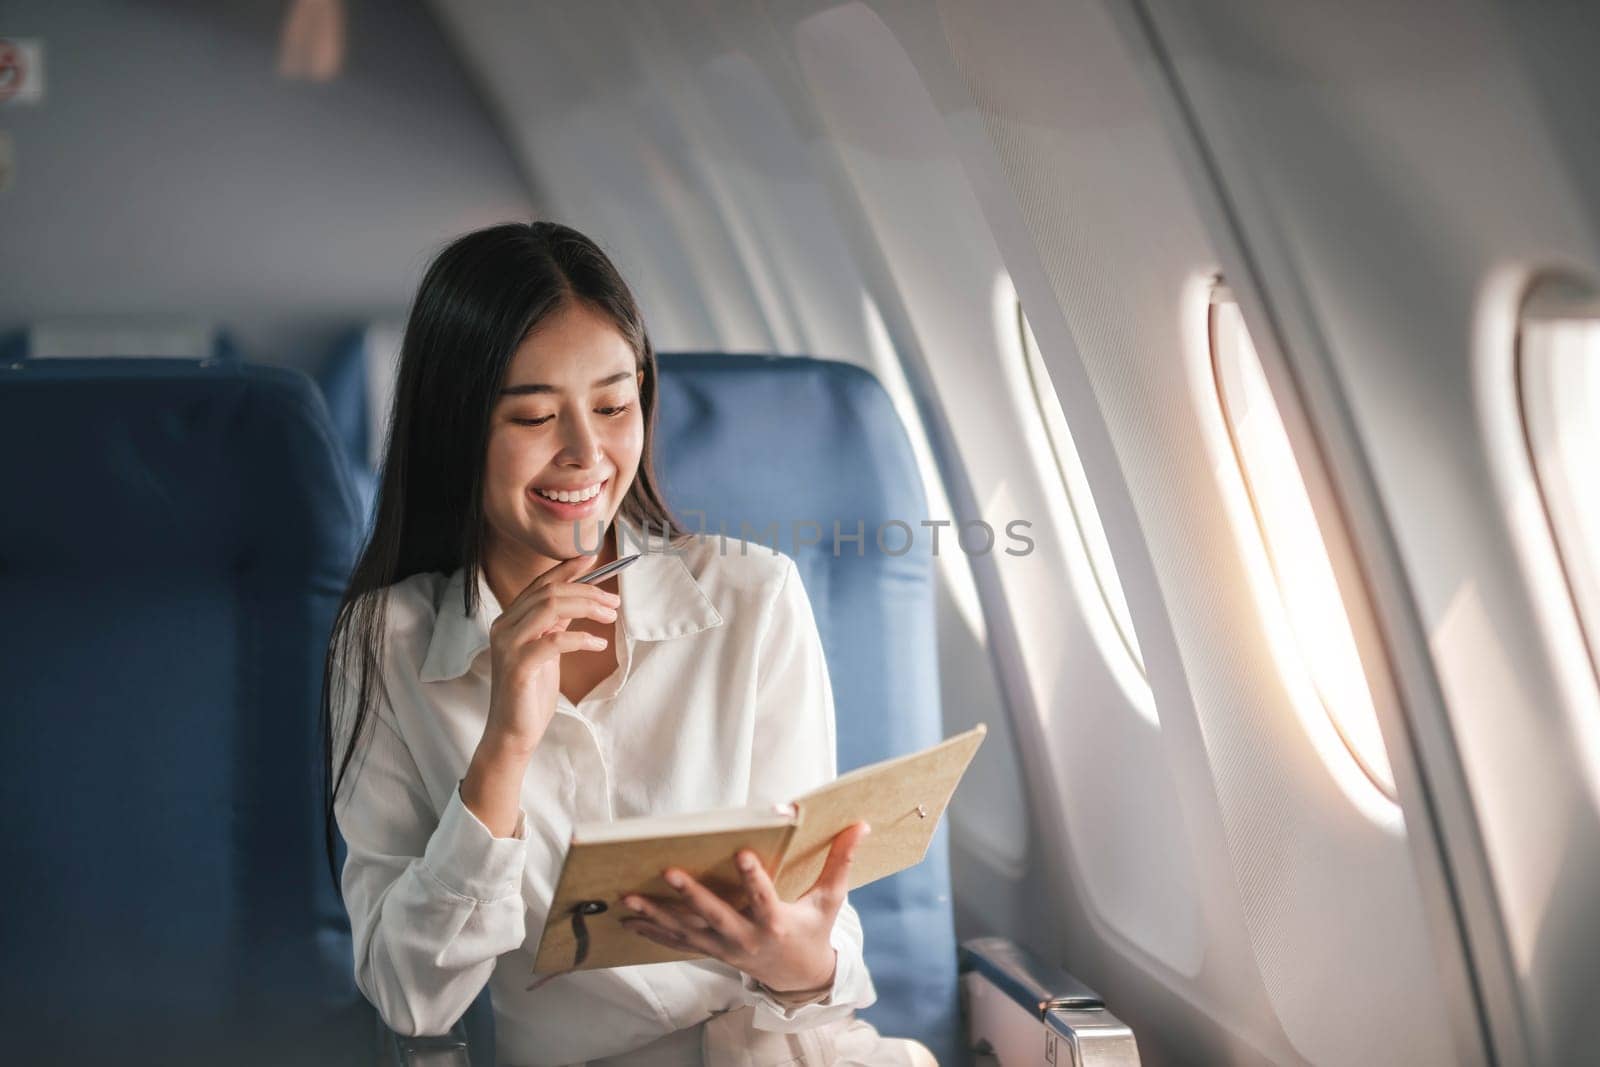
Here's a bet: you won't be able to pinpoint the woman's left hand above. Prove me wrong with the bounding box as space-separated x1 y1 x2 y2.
619 821 871 995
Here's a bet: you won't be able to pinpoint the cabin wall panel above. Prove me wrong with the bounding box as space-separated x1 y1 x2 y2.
901 0 1464 1062
421 2 1574 1063
0 0 534 370
1141 1 1600 1062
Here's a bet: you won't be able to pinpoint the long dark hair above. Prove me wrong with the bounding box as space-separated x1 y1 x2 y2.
320 221 683 883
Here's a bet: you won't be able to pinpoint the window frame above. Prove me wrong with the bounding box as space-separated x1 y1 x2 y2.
1206 285 1400 806
1014 298 1150 685
1517 273 1600 693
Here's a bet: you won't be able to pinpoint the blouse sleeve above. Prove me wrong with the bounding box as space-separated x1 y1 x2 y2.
737 556 878 1032
333 660 532 1037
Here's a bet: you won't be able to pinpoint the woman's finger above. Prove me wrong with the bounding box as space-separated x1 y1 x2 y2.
533 552 602 589
500 553 611 616
735 850 781 929
620 897 726 960
620 917 735 964
494 598 614 660
620 892 692 938
515 595 619 639
802 822 870 915
620 918 689 948
498 583 619 634
662 869 755 950
632 896 711 930
520 630 607 671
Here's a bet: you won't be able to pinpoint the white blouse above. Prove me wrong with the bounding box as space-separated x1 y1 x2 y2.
333 520 877 1066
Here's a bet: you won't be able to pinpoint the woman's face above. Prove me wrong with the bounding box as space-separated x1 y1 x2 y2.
482 299 645 569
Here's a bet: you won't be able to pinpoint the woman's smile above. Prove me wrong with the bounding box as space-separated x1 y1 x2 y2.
528 477 609 518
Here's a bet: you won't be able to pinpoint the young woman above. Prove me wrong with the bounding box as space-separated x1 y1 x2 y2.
322 221 935 1066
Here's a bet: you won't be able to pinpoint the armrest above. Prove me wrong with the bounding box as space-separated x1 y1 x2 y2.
958 936 1104 1016
388 1025 471 1067
384 983 492 1066
959 937 1139 1066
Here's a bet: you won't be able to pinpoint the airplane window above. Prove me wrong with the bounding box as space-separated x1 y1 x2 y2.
1015 302 1150 689
1209 292 1398 800
1519 275 1600 686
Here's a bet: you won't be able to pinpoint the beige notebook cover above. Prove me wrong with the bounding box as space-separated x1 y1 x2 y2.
530 724 987 975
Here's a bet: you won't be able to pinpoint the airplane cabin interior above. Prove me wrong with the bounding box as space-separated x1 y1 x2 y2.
3 2 1600 1066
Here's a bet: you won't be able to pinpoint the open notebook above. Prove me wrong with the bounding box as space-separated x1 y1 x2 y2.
530 724 987 976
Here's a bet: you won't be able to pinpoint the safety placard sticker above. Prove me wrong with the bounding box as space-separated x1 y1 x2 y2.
0 38 45 106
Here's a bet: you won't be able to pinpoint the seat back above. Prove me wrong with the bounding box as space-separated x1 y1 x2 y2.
316 323 404 530
0 358 374 1065
656 353 962 1065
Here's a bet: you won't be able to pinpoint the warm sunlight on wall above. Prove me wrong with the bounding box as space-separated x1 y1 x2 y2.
860 293 987 641
1209 294 1398 803
1520 276 1600 689
1007 289 1155 722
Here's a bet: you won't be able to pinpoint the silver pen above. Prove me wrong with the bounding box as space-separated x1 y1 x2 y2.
576 553 640 586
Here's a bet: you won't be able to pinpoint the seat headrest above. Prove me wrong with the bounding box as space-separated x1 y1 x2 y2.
0 358 361 573
655 352 928 559
1 320 240 362
318 322 403 470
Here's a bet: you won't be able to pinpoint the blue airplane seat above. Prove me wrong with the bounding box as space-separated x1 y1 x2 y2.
0 328 27 362
0 325 243 363
318 326 380 523
0 357 377 1065
316 324 408 538
655 353 963 1067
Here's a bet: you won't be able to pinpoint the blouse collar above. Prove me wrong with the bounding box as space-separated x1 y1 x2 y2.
418 515 724 683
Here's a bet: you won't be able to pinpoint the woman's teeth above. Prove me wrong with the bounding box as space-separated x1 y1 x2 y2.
534 483 603 503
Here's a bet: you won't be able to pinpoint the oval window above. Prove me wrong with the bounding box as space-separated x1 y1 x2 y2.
1210 290 1397 800
1519 275 1600 687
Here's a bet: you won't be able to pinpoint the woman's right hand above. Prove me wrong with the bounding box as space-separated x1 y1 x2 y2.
482 554 621 755
463 554 620 837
